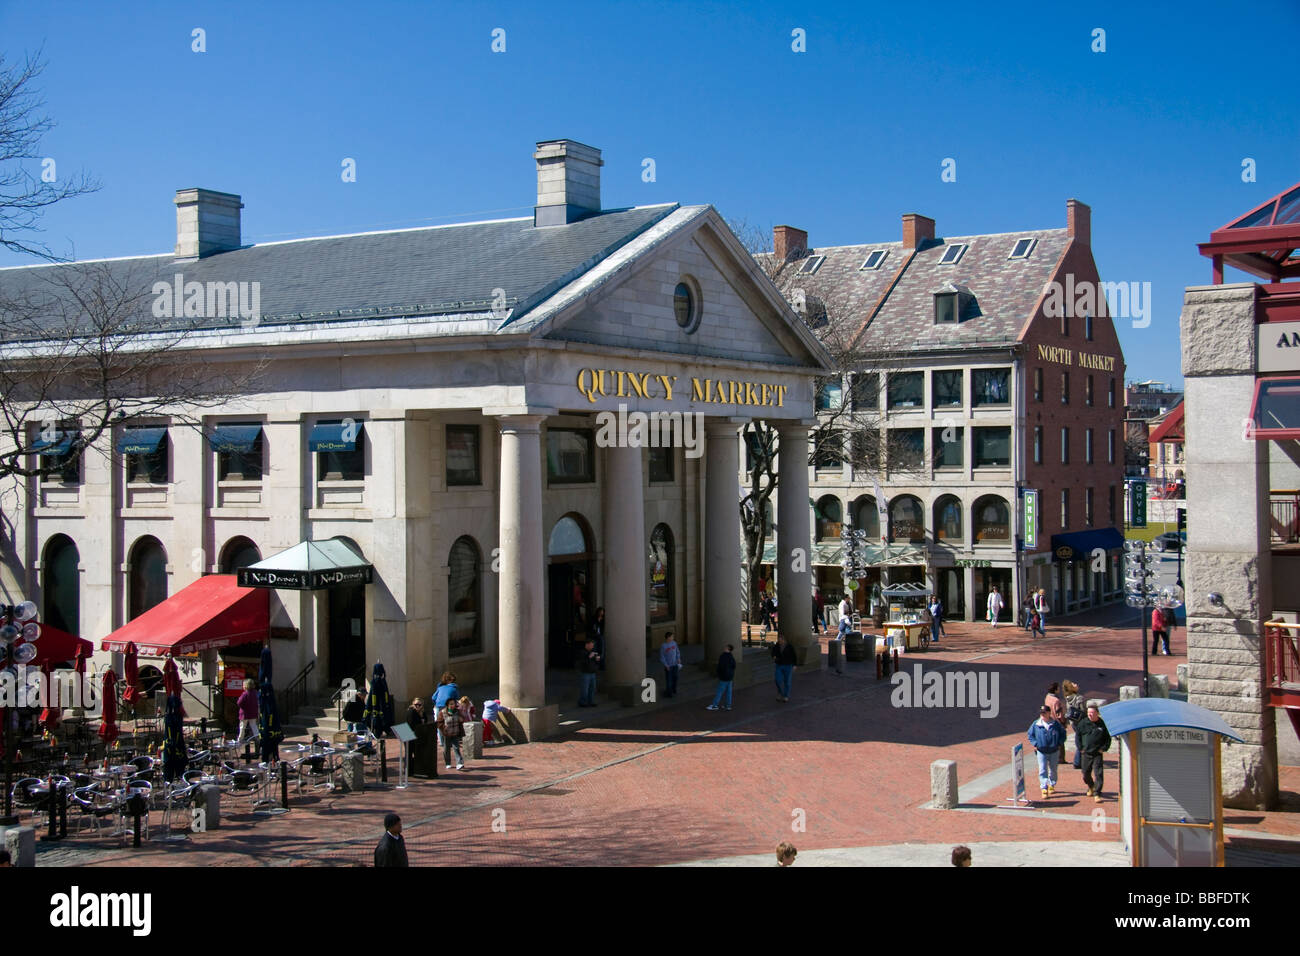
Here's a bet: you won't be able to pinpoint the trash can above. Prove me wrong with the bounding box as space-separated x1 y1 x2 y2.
845 631 867 662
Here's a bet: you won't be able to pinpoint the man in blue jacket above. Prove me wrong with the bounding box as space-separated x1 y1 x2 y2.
1027 704 1067 799
705 644 737 711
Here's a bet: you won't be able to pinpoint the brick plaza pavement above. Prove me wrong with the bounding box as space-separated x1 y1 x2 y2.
31 603 1300 867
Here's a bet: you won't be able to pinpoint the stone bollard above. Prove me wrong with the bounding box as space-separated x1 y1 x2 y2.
1119 685 1140 700
1087 698 1107 711
4 826 35 867
930 759 959 809
341 752 365 792
462 721 483 759
1149 674 1170 699
199 784 221 830
1176 663 1189 691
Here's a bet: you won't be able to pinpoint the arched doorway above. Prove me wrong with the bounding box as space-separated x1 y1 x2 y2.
42 534 80 636
128 536 168 621
448 537 483 658
219 536 261 573
547 514 594 668
326 535 368 687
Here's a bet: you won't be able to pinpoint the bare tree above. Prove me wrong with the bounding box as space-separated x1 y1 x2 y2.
0 50 99 261
729 218 928 624
0 261 265 481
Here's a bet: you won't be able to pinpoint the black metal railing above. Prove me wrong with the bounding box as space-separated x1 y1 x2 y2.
281 660 316 725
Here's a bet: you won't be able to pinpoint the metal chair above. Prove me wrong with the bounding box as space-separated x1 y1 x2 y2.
12 777 44 821
227 770 262 811
127 755 154 774
70 787 118 836
156 782 197 840
299 753 337 792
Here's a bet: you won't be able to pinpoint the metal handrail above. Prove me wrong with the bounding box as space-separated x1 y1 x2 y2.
329 663 369 730
1265 622 1300 693
281 660 316 727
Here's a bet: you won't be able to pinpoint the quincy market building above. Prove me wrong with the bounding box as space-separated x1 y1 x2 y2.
0 140 833 739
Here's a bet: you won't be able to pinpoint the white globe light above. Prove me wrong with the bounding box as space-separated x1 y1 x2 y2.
13 601 37 622
21 622 40 641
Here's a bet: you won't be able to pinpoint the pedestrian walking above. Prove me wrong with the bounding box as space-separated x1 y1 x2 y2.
233 678 260 747
928 594 945 642
374 812 408 867
1045 681 1067 769
439 699 466 770
659 631 682 698
1162 604 1178 655
576 639 600 706
761 593 776 633
1028 704 1067 799
1075 704 1112 801
1034 588 1049 631
705 643 737 711
1030 604 1045 638
1151 606 1170 657
592 606 607 671
771 634 797 702
986 586 1004 628
776 842 798 867
1022 598 1035 631
812 588 825 634
838 594 854 637
1062 679 1084 769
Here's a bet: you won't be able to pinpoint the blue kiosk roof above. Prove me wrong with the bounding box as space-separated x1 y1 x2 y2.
1099 698 1243 743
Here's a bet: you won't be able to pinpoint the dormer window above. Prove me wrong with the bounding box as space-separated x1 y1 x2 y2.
939 243 968 265
933 281 977 325
798 255 825 275
860 250 888 271
1008 238 1037 259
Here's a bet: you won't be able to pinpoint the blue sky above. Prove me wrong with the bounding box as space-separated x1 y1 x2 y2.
2 0 1297 387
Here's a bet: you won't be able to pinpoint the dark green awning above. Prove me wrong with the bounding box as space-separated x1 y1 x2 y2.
309 421 362 452
208 423 263 453
117 427 167 455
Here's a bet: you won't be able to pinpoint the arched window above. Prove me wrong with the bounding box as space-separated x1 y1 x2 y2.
42 534 80 636
852 496 880 541
973 495 1011 544
815 495 843 541
889 495 924 543
648 524 674 623
448 536 482 657
128 536 168 620
219 536 262 574
933 496 963 543
548 515 591 557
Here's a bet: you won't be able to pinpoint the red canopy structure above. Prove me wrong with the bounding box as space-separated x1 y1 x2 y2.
1200 182 1300 283
21 622 94 669
100 574 269 656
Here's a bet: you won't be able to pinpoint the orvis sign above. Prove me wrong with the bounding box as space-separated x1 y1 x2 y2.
237 566 373 590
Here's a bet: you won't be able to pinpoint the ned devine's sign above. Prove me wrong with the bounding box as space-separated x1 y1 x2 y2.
238 566 373 590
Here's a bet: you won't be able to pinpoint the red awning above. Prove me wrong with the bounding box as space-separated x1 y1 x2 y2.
101 574 269 656
27 623 94 668
1148 402 1185 444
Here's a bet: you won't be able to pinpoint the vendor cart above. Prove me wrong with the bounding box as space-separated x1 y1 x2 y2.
882 619 931 651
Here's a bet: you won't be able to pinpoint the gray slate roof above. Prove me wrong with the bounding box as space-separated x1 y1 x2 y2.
779 228 1068 354
0 204 678 338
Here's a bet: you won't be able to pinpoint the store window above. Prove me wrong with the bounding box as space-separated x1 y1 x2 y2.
932 370 963 408
973 427 1011 468
547 428 595 483
933 427 963 468
211 423 264 481
972 368 1010 406
887 372 923 410
310 420 365 481
815 496 843 540
973 495 1011 544
446 425 481 486
934 495 963 543
852 495 880 541
448 536 483 657
648 524 674 623
120 427 168 484
889 495 924 543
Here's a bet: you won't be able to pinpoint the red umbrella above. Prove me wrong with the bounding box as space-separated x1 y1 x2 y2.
39 661 60 734
121 642 140 705
74 643 87 675
98 669 119 747
163 656 184 717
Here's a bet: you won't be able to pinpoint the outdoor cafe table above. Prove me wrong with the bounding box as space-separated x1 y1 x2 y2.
91 765 136 788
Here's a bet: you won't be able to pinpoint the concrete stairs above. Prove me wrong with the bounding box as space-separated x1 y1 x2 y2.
283 691 342 742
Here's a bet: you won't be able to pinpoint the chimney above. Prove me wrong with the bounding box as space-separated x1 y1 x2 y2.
902 213 935 251
1067 199 1091 246
773 225 808 263
534 139 603 226
174 188 243 258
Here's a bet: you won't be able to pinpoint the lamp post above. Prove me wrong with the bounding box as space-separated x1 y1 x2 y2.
0 600 40 826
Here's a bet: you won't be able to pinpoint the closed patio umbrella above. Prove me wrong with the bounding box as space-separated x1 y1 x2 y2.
121 642 140 707
98 669 119 748
163 656 184 716
161 694 187 782
364 661 394 737
257 644 282 763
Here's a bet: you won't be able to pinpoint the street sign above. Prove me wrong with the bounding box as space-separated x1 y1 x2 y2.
1130 480 1147 528
1024 489 1038 549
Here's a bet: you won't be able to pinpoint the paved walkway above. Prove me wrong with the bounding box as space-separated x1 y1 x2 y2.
24 604 1300 867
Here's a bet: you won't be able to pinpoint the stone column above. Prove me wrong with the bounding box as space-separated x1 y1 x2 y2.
494 413 555 741
1181 283 1276 809
704 420 742 662
776 421 817 668
603 444 646 701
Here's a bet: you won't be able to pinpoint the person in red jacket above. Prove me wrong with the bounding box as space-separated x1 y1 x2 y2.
1151 606 1170 656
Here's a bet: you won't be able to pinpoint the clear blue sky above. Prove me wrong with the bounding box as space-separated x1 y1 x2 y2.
2 0 1297 388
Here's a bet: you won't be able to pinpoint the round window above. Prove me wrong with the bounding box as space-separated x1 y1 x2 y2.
673 279 700 333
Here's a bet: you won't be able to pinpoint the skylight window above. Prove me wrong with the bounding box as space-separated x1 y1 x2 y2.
938 244 968 265
798 255 825 275
1008 238 1037 259
860 250 888 271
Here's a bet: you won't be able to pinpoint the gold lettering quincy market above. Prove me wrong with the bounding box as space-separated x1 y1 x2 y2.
577 368 786 407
